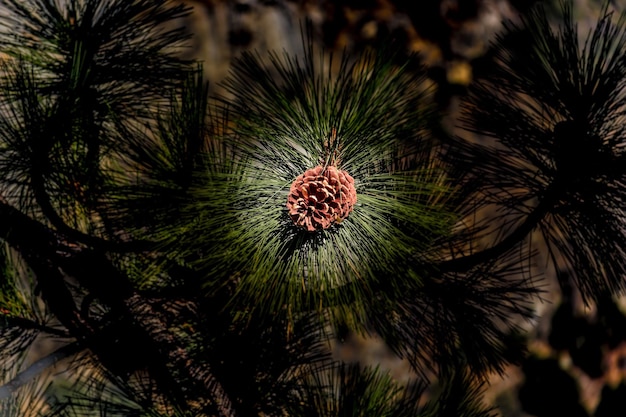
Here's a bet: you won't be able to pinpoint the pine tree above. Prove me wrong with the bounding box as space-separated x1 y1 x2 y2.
0 0 625 416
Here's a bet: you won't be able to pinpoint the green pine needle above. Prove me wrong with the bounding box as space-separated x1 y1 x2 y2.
177 40 456 327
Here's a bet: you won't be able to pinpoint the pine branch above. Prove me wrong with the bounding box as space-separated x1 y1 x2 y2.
449 0 626 301
0 341 82 401
0 46 156 254
0 201 92 338
435 181 559 273
54 247 239 415
1 314 69 338
0 199 236 415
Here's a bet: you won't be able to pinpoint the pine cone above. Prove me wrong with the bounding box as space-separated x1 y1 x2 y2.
287 165 357 231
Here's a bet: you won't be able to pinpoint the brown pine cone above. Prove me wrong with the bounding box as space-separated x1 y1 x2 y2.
287 165 357 231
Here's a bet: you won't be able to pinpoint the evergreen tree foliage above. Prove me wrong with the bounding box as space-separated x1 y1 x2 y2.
0 0 624 416
449 0 626 302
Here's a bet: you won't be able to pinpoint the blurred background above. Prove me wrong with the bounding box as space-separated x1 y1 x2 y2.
170 1 626 416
